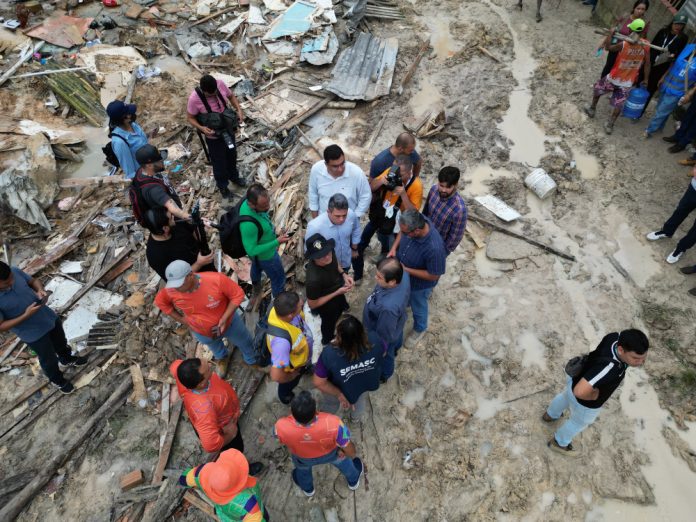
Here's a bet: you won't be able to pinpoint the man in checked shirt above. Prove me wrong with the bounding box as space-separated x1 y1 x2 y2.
422 166 467 256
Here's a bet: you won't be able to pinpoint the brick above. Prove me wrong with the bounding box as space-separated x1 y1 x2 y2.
120 469 144 492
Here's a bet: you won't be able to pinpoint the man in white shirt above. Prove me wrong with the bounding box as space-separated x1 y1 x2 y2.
306 194 362 279
309 144 371 219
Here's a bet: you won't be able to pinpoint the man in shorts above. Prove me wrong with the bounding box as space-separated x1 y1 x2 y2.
584 19 650 135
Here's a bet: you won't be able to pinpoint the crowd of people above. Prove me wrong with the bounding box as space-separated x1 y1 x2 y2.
0 38 675 514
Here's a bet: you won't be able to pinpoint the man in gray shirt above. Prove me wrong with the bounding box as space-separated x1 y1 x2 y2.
362 258 410 382
305 194 362 281
0 262 87 394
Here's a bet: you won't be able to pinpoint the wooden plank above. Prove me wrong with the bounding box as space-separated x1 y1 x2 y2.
465 222 486 249
190 6 236 27
59 175 127 188
0 338 21 365
0 41 44 87
100 258 134 285
120 469 145 492
183 491 219 521
276 95 336 132
129 364 147 405
0 471 33 498
398 39 430 95
151 400 183 485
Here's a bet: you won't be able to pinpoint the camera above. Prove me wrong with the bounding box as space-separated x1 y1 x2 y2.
384 165 403 191
219 129 235 150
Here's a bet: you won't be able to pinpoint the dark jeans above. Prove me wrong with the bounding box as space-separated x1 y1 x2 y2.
675 100 696 147
354 221 393 280
662 182 696 254
278 373 302 404
27 318 71 385
380 332 404 381
206 135 239 190
219 427 244 454
250 253 286 297
314 295 348 345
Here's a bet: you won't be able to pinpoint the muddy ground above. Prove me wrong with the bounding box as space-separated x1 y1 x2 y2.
2 0 696 520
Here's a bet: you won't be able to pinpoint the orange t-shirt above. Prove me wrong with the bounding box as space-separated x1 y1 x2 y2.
154 272 245 337
608 40 649 88
274 412 348 459
170 359 240 453
376 168 423 210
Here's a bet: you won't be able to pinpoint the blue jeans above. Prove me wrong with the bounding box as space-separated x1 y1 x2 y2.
409 287 433 333
646 92 682 134
291 448 359 492
380 332 403 380
191 310 255 363
547 375 601 447
251 252 286 297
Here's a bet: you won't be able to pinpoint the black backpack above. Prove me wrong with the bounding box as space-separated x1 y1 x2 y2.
219 198 264 259
102 133 127 168
128 171 175 226
250 298 291 367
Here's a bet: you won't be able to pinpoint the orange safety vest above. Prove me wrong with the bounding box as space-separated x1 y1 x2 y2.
275 412 342 459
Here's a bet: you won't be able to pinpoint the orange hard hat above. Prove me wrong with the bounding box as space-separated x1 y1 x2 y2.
198 449 254 504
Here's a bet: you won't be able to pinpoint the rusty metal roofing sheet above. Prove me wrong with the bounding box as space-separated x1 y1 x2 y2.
325 32 398 101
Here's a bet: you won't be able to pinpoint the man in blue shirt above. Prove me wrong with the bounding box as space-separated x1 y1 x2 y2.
369 133 423 178
389 210 446 348
0 262 87 394
363 258 410 382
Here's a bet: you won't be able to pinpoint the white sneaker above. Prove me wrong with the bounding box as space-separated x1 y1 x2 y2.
646 231 668 241
667 250 684 264
405 330 427 348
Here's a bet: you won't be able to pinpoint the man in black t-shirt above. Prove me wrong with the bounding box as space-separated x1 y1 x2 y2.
543 329 649 456
144 207 216 281
304 233 353 345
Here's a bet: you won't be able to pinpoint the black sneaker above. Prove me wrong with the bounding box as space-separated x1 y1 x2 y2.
231 177 248 188
52 381 75 395
59 355 88 367
219 187 232 198
681 265 696 275
663 135 678 143
279 391 295 405
668 143 686 153
249 462 264 476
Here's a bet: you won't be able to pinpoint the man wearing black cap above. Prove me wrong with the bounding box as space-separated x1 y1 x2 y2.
106 100 148 179
131 144 189 222
186 75 246 199
305 233 353 345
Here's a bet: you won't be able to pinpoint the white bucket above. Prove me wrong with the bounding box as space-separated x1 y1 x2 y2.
524 168 557 199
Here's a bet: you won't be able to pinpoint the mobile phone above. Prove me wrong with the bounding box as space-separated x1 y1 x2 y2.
286 230 296 237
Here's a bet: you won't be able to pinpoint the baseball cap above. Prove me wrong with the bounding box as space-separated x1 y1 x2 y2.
627 19 645 33
305 233 335 260
673 13 688 24
135 144 168 165
106 100 136 121
165 260 192 288
198 449 254 504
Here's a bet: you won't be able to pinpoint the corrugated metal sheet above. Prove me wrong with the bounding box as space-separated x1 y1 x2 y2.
682 0 696 30
325 32 399 101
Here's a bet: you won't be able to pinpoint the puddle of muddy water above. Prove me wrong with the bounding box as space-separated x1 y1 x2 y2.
572 148 600 180
466 164 518 197
409 77 443 119
612 222 661 288
60 127 112 179
474 248 504 278
588 370 696 522
517 330 547 369
428 19 462 61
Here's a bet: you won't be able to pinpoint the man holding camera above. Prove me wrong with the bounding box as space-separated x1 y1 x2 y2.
187 75 247 199
358 155 423 268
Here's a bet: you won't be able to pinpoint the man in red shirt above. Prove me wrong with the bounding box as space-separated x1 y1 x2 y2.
274 391 363 497
155 260 255 364
170 358 263 475
584 18 650 135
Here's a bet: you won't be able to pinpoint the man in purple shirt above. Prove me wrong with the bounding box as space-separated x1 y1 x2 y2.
422 166 467 255
186 74 246 199
388 210 446 348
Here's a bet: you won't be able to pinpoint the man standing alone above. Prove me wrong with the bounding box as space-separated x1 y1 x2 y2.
544 329 649 456
423 166 467 256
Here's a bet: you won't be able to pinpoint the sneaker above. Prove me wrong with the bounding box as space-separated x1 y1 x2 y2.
347 457 364 490
688 287 696 297
219 187 232 199
678 158 696 167
405 330 427 348
603 121 614 135
667 250 684 264
643 131 651 139
59 355 88 367
541 412 558 423
547 438 579 457
279 391 295 405
583 106 595 118
646 230 668 241
249 462 264 476
51 380 75 395
663 135 678 143
291 469 315 497
231 177 248 188
668 143 686 153
680 265 696 275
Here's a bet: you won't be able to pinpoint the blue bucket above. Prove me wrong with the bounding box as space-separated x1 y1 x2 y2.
622 87 650 119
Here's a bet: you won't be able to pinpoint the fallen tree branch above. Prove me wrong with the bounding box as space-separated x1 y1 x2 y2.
399 39 430 95
0 378 132 521
468 214 576 262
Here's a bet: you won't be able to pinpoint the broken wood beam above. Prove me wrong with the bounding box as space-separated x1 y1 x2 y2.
183 491 220 521
468 214 576 262
477 45 501 63
399 39 430 95
120 469 145 492
276 95 336 132
151 400 183 484
0 378 132 521
295 125 322 158
190 6 237 27
58 175 127 188
0 41 45 87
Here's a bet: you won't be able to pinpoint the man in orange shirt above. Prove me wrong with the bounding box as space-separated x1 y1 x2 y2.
274 390 363 497
358 154 423 267
584 18 650 135
155 260 255 364
171 358 263 475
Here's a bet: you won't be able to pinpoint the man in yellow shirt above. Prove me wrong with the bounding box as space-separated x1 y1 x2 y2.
357 155 423 268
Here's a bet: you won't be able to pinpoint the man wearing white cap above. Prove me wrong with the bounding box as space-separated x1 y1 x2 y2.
154 260 255 364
